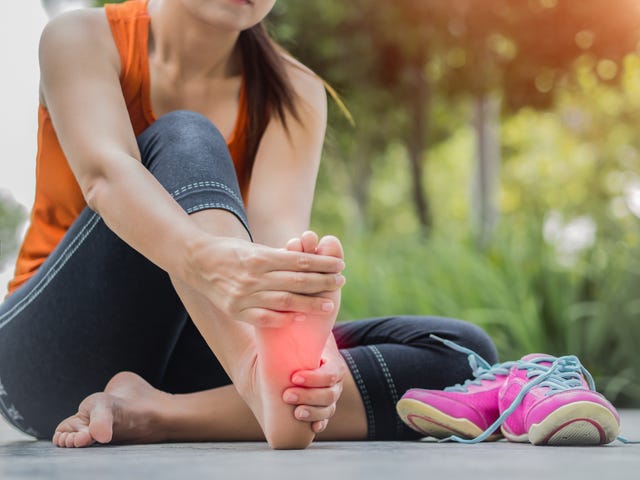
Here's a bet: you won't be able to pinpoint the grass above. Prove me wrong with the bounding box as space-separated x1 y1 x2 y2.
336 222 640 407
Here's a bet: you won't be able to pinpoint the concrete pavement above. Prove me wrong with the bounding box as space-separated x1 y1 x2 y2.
1 410 638 480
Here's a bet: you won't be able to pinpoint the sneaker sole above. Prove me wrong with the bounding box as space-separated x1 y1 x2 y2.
396 398 501 441
527 401 620 446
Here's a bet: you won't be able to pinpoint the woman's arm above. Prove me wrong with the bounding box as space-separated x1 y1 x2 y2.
245 62 328 247
38 11 342 327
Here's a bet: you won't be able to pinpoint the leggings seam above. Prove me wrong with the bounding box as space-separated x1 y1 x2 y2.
368 345 403 438
342 350 376 440
171 181 243 206
0 212 101 329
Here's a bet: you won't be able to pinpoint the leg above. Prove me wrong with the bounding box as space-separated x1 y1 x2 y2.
47 111 334 448
59 315 492 443
332 315 498 440
0 111 247 440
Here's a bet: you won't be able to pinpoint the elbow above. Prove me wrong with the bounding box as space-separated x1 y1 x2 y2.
83 176 106 213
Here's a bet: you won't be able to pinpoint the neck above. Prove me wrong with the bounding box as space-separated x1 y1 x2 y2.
147 0 243 80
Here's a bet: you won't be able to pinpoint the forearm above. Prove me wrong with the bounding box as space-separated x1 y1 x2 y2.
87 155 205 282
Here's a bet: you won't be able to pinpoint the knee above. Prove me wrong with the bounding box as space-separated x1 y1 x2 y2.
451 321 499 365
139 110 232 170
150 110 227 151
138 110 238 192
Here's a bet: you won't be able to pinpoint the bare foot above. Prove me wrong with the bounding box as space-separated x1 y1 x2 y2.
251 231 343 449
52 372 169 448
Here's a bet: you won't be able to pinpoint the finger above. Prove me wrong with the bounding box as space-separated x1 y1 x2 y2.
260 270 345 295
244 308 306 328
300 231 319 253
294 404 337 423
245 291 335 316
283 385 341 408
312 419 329 434
267 249 345 274
292 364 345 388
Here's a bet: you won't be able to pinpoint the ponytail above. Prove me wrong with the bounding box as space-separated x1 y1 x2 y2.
238 23 300 173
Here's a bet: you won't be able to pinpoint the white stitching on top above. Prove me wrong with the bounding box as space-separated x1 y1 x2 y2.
0 213 101 328
171 181 243 205
342 350 376 440
368 345 404 437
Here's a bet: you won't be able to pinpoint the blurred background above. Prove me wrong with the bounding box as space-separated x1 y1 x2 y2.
0 0 639 406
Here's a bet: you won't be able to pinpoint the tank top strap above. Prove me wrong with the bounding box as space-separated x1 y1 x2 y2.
104 0 152 133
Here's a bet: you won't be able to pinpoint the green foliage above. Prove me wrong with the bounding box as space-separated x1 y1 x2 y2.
0 192 26 271
334 224 640 406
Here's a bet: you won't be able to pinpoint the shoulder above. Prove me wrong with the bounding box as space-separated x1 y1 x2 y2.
39 8 119 104
40 8 114 53
281 54 327 125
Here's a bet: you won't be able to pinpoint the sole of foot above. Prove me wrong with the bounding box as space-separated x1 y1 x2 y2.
253 232 343 449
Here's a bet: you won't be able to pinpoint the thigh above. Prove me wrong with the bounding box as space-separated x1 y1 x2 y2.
0 207 187 438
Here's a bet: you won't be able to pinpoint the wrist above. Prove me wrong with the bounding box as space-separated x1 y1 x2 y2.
179 229 218 288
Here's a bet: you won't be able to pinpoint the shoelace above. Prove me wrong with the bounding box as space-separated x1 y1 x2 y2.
429 336 636 444
430 335 516 392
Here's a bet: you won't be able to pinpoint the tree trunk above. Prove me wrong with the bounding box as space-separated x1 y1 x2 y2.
406 67 432 234
471 93 501 247
345 144 373 234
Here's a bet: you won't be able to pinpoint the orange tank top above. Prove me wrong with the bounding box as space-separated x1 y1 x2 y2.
5 0 250 298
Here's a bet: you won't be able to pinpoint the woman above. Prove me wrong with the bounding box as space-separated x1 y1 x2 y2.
0 0 496 449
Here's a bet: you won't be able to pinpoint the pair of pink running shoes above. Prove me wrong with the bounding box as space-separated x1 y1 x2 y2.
396 335 621 445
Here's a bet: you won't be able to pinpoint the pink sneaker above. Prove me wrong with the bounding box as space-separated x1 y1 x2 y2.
498 354 621 445
396 335 514 441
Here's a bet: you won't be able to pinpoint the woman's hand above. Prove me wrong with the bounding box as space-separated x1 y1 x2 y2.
282 335 347 434
182 233 346 328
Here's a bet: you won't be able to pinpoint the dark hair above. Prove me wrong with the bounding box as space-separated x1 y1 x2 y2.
238 23 300 172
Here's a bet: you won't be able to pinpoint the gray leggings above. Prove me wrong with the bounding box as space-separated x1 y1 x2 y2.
0 111 498 441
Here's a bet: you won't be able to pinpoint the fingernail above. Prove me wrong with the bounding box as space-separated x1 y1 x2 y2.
297 409 310 419
322 301 334 312
338 260 346 270
284 392 298 402
335 275 345 286
294 314 306 322
293 375 305 384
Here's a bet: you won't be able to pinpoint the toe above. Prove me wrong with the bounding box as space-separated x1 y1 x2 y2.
88 403 114 444
300 231 319 253
316 235 343 259
286 237 303 252
73 430 93 448
65 432 76 448
57 432 68 448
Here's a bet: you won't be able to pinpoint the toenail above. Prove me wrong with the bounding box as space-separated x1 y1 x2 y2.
322 301 333 312
298 409 310 419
